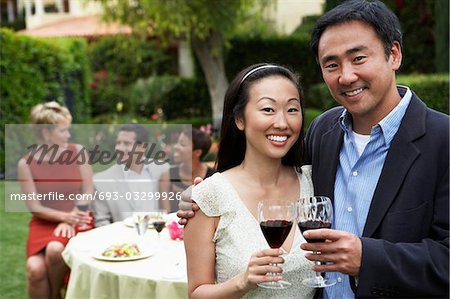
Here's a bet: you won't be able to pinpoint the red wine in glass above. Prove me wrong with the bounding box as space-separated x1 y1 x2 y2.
260 220 293 248
298 220 331 243
257 200 296 290
153 221 166 234
297 196 336 288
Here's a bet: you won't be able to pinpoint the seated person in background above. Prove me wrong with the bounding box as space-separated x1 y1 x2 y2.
159 128 215 213
93 124 169 226
18 101 94 299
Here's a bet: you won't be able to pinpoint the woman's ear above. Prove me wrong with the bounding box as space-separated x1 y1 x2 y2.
235 117 245 131
41 127 51 142
192 148 202 159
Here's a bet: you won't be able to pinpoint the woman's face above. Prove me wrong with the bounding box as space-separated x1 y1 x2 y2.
44 119 71 148
236 75 302 161
173 133 193 164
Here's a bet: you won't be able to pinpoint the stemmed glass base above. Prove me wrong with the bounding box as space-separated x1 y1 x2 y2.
302 276 336 288
302 261 336 288
258 280 291 289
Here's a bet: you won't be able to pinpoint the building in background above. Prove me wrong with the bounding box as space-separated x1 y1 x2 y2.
265 0 324 35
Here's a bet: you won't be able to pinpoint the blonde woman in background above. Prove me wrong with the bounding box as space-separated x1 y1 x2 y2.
18 102 94 299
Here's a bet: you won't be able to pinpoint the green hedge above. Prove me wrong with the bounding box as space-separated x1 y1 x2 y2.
0 28 91 173
128 75 211 120
226 35 322 94
307 73 449 114
88 35 175 116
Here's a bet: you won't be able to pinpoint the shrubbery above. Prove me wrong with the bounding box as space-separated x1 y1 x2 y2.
88 35 176 116
0 28 90 172
128 76 211 120
226 35 322 94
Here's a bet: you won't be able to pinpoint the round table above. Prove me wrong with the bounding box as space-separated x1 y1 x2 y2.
62 221 187 299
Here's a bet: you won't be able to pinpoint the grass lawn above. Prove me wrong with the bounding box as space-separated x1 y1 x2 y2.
0 182 30 298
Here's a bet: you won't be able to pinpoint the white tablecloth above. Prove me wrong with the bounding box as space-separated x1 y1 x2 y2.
62 222 188 299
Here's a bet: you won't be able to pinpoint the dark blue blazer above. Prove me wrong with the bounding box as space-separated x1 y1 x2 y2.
305 91 449 298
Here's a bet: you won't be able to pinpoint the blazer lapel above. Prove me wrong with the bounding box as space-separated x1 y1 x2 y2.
316 123 343 203
363 95 426 237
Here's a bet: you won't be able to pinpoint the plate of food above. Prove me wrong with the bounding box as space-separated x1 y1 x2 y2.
93 243 154 261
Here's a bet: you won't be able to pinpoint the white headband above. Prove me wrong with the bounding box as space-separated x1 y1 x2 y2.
240 65 279 84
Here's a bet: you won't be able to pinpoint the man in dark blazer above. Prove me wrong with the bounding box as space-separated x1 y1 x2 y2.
176 1 449 297
301 0 449 298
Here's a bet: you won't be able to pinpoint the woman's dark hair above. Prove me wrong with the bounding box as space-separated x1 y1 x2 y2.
181 127 212 160
216 63 305 172
311 0 403 61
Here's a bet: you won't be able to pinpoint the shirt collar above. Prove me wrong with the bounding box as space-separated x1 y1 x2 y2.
339 85 412 145
121 162 152 179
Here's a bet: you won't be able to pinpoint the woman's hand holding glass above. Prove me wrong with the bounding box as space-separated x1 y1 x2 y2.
257 200 296 289
64 208 92 226
237 248 285 292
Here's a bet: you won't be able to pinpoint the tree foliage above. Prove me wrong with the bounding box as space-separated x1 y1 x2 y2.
94 0 270 128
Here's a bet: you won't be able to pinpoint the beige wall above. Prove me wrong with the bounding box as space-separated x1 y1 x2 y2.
25 0 103 29
265 0 325 35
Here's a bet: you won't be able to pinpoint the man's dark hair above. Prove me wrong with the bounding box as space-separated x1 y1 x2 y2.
119 124 149 144
311 0 403 60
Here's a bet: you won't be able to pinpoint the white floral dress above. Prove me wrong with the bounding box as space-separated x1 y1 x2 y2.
192 165 316 299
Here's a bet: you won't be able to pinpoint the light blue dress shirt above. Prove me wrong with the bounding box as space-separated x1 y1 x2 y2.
324 86 412 299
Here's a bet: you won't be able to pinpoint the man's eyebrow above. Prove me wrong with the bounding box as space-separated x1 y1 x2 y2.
346 46 368 55
320 46 369 65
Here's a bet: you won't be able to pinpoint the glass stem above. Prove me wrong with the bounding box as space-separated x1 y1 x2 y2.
314 262 323 280
313 252 323 281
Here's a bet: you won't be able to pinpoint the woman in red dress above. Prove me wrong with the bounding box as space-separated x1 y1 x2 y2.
18 102 94 299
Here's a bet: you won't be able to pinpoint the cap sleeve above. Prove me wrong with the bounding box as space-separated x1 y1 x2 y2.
192 173 236 241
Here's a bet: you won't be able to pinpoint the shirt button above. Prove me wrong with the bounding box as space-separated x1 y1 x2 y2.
352 171 358 176
337 277 342 283
347 207 353 212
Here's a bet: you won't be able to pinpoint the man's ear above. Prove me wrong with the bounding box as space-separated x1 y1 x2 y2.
390 41 402 71
235 117 245 131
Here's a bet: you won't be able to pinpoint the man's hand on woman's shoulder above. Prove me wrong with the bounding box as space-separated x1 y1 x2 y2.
177 177 203 225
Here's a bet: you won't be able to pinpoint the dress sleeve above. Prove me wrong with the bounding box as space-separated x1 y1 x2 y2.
192 173 236 241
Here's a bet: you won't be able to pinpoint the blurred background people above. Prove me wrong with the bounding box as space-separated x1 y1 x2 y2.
159 128 215 213
93 124 169 226
18 101 94 299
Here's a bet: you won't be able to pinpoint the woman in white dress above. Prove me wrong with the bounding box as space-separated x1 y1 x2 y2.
184 63 315 298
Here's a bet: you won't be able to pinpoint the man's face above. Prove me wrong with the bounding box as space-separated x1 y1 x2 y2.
317 20 402 130
115 131 145 163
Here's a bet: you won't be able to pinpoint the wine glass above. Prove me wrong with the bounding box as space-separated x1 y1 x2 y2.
297 196 336 288
133 212 150 237
151 210 167 238
76 201 92 231
257 200 296 289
